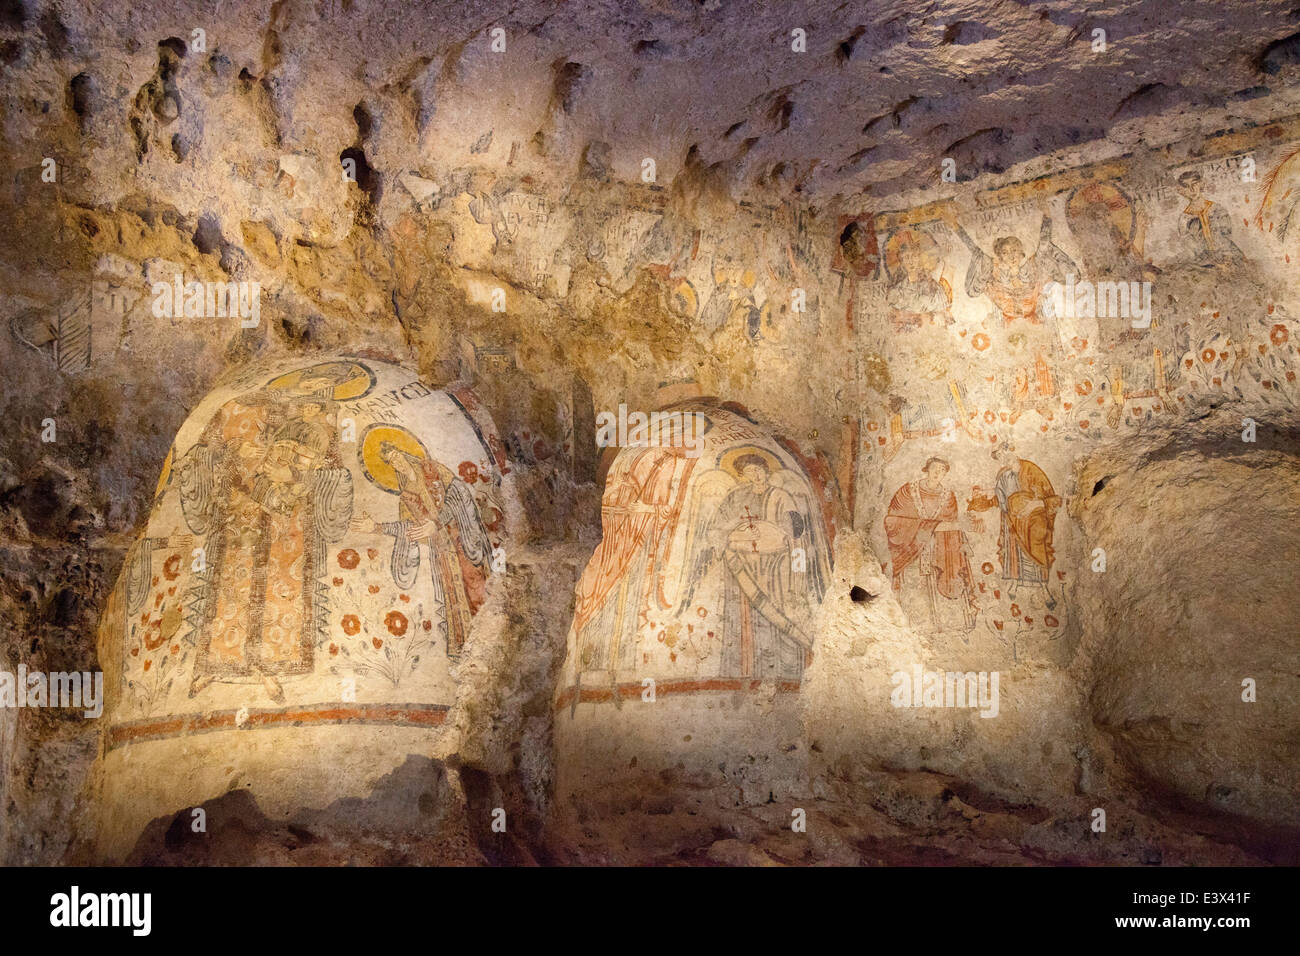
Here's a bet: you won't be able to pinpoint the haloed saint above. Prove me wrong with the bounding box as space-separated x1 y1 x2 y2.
352 427 493 660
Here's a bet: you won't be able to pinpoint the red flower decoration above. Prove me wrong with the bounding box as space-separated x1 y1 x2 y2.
163 554 181 580
981 562 994 575
1201 348 1217 363
972 333 991 351
458 461 480 484
341 615 361 635
1045 615 1059 627
1271 324 1289 346
372 637 384 650
385 611 408 636
329 643 339 656
1011 603 1021 618
337 549 360 569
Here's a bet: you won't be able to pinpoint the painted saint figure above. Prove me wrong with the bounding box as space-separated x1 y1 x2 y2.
969 449 1061 605
353 433 492 660
943 206 1075 327
942 205 1075 410
1176 170 1244 266
884 228 953 333
572 443 698 679
178 363 360 703
884 457 977 632
683 451 829 679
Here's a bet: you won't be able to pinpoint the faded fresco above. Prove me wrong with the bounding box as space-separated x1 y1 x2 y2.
100 357 508 748
844 130 1300 658
557 403 832 709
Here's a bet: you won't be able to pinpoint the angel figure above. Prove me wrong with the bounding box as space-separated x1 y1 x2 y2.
677 448 830 681
352 440 491 659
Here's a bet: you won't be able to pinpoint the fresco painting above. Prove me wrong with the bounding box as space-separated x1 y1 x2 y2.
105 357 509 747
560 404 832 709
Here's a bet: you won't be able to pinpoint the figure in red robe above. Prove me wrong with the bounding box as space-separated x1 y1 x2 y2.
884 457 977 631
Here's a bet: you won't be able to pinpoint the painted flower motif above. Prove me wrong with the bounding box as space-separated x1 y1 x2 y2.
372 637 384 650
143 660 152 671
337 549 360 569
329 643 339 656
1271 324 1289 346
341 614 361 635
458 461 480 484
971 333 991 351
368 585 380 594
1045 615 1059 628
1201 348 1217 363
163 554 181 580
1075 381 1093 396
385 611 408 636
981 562 994 575
332 577 343 586
1010 603 1021 618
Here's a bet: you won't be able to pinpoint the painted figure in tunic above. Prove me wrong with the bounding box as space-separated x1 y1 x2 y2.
884 457 977 632
353 426 492 660
969 449 1061 605
884 228 953 333
178 363 361 702
572 443 698 679
942 206 1075 411
680 448 830 680
1175 170 1244 266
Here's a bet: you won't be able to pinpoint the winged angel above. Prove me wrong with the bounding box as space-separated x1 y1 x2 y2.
570 439 830 698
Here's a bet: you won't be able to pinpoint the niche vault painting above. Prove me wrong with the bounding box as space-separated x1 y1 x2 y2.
98 356 509 748
557 402 832 710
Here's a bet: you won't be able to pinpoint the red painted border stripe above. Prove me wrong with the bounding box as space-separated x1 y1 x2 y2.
106 701 449 750
554 678 801 710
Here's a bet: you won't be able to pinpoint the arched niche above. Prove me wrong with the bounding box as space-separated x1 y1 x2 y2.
554 399 834 805
93 355 512 859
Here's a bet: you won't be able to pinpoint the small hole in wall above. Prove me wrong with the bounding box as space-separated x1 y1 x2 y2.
849 585 874 603
1092 475 1112 496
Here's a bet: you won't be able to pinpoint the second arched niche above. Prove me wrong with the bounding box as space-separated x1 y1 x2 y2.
554 399 834 807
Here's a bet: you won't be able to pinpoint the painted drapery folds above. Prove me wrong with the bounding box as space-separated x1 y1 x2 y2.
560 403 832 708
100 357 509 748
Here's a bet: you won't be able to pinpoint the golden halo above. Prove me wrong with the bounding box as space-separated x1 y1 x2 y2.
266 361 376 401
359 424 429 494
718 444 784 478
1066 182 1134 240
670 279 698 319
